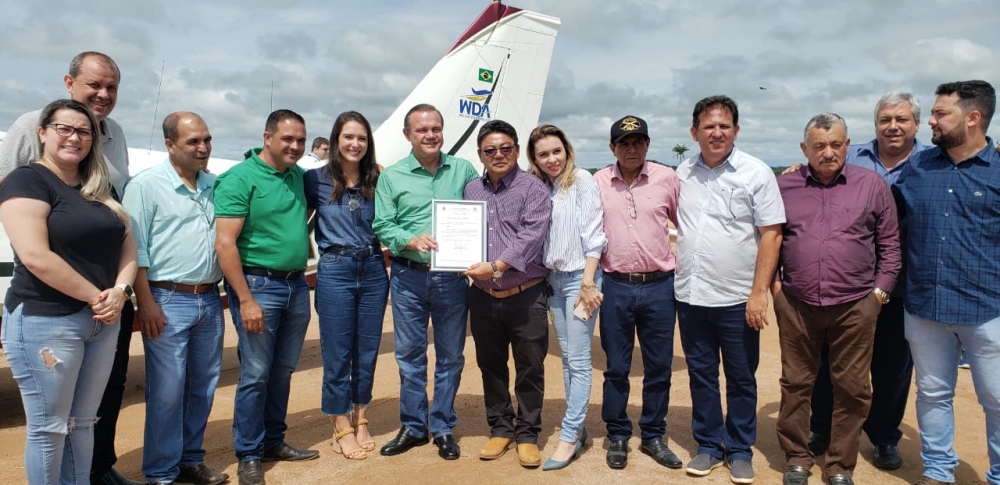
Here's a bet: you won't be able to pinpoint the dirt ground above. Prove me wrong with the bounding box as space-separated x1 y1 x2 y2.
0 293 991 485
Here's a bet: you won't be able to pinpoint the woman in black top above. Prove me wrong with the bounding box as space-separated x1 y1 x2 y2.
0 99 137 484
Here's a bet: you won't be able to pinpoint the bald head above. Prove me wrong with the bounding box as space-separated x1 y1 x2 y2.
163 112 212 177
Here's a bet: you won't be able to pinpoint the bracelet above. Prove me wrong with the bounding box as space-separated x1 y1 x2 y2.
581 282 598 290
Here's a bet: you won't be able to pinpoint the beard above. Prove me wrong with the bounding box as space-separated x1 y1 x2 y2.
932 127 966 149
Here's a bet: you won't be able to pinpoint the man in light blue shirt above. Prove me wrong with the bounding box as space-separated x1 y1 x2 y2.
122 112 228 485
675 95 785 484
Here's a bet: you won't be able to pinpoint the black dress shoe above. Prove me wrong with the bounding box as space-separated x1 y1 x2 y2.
381 427 430 456
873 444 903 470
92 467 146 485
262 442 320 462
828 474 855 485
782 465 810 485
606 440 628 469
434 434 461 460
639 439 682 469
176 463 230 485
808 432 830 455
237 460 263 485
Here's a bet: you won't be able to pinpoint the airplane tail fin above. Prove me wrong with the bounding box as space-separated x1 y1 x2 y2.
373 1 561 172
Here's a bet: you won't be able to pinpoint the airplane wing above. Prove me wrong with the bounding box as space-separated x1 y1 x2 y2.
373 1 561 173
126 147 242 177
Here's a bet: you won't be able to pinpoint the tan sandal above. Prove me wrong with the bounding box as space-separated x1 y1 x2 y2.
333 426 367 460
354 418 376 452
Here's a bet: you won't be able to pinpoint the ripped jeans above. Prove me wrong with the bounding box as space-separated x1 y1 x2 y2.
1 303 119 484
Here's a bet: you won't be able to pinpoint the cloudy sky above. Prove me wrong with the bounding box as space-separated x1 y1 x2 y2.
1 0 998 168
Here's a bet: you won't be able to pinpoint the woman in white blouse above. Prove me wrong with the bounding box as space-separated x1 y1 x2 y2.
526 124 607 470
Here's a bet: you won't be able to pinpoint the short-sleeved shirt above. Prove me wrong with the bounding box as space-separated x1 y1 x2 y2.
213 148 308 271
675 147 786 307
373 151 479 263
594 161 680 274
0 109 131 197
777 163 901 306
542 168 607 272
304 167 379 252
893 138 1000 325
0 164 126 315
464 168 551 291
122 159 222 284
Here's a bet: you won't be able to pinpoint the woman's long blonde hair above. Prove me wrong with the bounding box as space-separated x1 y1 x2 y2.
37 99 130 231
526 124 577 193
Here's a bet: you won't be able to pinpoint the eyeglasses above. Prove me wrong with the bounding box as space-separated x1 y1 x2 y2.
47 123 94 141
481 145 515 157
625 187 637 219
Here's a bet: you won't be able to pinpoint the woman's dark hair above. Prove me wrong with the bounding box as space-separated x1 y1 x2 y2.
324 111 379 201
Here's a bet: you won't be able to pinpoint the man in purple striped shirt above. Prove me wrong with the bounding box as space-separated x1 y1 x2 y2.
773 113 901 485
463 120 552 468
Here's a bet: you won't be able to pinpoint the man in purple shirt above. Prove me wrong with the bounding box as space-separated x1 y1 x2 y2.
463 120 552 468
773 113 901 485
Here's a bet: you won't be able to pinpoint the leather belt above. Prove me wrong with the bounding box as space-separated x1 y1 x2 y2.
149 280 220 294
242 266 304 279
606 270 672 284
390 256 431 272
484 277 545 299
326 245 380 259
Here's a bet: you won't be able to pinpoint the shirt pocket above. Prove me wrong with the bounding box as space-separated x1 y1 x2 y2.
830 203 870 234
707 187 752 221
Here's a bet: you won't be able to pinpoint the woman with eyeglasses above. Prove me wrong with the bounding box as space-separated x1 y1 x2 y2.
526 124 607 470
304 111 388 461
0 99 137 483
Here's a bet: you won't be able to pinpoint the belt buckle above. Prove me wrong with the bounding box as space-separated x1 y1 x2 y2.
628 273 646 283
193 284 206 295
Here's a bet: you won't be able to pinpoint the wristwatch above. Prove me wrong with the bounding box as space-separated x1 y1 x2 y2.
873 288 889 304
490 261 503 279
116 283 134 298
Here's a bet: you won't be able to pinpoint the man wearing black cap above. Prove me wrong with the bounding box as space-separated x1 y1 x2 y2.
594 116 683 471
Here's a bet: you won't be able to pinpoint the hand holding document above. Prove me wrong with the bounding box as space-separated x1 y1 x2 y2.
431 200 487 272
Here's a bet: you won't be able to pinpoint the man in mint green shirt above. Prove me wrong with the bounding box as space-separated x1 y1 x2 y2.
373 104 479 460
123 112 229 485
214 109 317 485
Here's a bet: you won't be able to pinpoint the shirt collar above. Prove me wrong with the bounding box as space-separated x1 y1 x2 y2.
859 138 927 163
406 151 448 173
481 167 520 191
161 159 212 193
249 148 283 176
695 147 739 170
803 162 849 186
611 160 650 182
99 119 112 142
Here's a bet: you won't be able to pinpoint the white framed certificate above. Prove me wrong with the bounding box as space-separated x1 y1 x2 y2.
431 199 487 272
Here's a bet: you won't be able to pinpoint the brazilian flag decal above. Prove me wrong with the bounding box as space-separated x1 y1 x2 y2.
478 68 494 83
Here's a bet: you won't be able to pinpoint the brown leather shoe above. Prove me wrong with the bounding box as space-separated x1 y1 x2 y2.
517 443 541 468
479 437 514 460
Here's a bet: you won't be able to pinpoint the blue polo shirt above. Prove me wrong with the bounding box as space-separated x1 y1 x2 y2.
893 138 1000 324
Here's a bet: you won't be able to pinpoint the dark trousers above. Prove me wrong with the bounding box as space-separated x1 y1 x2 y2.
92 300 135 476
811 298 912 446
468 283 548 443
774 291 880 477
599 274 676 442
677 301 759 461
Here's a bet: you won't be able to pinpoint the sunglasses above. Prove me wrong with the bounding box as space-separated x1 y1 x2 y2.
481 145 515 157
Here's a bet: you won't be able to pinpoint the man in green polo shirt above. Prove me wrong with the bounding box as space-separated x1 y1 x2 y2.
373 103 479 460
214 109 318 485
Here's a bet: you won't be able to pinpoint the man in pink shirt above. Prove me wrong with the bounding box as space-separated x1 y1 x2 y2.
594 115 682 472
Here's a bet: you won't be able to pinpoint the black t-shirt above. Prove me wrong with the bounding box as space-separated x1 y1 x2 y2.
0 164 126 316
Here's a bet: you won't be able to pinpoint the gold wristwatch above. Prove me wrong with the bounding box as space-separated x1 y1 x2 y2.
491 261 503 279
873 288 889 304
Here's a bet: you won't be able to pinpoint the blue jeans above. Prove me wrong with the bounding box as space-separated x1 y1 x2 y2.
905 310 1000 484
1 303 119 484
548 269 602 443
599 273 676 442
389 262 469 438
315 252 389 415
142 287 224 483
226 274 311 461
677 301 759 461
